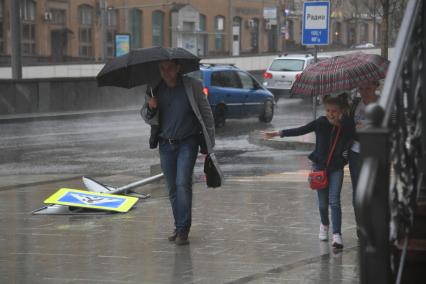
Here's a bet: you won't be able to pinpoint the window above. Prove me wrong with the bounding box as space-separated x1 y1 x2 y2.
130 9 142 48
333 21 342 44
238 72 255 89
269 59 305 72
250 18 259 52
215 16 225 51
51 9 66 25
199 14 206 31
360 22 369 43
107 9 117 27
21 0 36 55
79 5 93 57
211 71 240 88
21 0 36 21
152 11 164 46
106 10 118 57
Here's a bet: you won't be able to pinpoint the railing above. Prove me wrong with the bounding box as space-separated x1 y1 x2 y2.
355 0 425 283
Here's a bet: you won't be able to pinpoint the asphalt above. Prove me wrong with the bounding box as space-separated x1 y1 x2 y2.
0 102 360 284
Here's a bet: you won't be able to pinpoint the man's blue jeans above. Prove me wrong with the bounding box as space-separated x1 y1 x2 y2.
159 136 198 234
314 164 344 235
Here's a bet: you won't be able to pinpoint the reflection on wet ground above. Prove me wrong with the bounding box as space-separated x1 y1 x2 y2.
0 176 359 283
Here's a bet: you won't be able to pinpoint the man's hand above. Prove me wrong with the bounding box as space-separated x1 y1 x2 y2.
148 97 158 110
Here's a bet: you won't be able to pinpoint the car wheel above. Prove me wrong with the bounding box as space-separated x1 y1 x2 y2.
259 100 274 123
214 104 226 128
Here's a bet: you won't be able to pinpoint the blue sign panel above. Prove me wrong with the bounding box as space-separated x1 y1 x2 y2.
115 33 130 57
59 192 124 208
302 1 330 45
44 188 138 212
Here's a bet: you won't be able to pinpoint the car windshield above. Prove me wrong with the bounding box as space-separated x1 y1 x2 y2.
269 59 305 71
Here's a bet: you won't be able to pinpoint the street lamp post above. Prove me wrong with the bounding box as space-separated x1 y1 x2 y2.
10 0 22 79
100 0 107 62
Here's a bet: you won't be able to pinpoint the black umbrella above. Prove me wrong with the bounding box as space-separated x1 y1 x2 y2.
96 46 200 88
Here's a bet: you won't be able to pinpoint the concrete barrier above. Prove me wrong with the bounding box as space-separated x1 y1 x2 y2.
0 48 389 116
0 77 145 115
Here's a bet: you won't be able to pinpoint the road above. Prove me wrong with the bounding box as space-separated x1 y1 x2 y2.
0 97 315 190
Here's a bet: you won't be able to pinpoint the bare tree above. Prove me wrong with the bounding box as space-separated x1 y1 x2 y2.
361 0 408 59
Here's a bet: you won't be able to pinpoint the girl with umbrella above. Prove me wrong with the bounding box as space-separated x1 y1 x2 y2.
263 93 355 249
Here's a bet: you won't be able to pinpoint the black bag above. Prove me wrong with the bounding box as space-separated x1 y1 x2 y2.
149 125 160 149
204 153 222 188
198 131 208 154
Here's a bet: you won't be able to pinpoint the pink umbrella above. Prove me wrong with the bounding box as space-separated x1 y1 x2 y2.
290 52 389 97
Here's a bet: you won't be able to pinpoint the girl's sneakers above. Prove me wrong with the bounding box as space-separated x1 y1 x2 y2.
332 234 344 249
319 224 329 241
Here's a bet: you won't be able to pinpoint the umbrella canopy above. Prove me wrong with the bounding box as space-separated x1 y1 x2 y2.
96 46 200 88
290 52 389 97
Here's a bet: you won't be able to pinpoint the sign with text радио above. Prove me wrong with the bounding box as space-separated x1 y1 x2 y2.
302 1 330 45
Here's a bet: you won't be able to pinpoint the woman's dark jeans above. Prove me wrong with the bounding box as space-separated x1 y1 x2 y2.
313 163 344 235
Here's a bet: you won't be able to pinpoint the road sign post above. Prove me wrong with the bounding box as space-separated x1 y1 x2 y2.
302 1 330 119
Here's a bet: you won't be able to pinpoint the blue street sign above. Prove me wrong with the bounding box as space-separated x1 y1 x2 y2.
302 1 330 45
44 188 138 212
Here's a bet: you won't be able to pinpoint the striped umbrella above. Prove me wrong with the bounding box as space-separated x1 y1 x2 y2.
290 52 389 97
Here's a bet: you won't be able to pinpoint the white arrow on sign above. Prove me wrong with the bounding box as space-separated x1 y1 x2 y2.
70 193 122 205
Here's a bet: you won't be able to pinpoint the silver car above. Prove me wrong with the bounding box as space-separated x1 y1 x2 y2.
263 54 315 101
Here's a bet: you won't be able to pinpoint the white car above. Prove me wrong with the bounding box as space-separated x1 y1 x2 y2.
354 43 375 49
263 54 315 101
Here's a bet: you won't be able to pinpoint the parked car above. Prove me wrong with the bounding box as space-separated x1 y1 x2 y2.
263 53 315 101
188 63 275 127
353 42 375 49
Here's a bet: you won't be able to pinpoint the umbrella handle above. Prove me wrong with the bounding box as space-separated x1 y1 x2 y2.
149 87 155 98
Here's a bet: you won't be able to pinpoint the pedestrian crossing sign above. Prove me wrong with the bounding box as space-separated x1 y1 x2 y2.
44 188 138 213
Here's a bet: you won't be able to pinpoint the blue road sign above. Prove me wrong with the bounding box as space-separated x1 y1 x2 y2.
302 1 330 45
44 188 138 212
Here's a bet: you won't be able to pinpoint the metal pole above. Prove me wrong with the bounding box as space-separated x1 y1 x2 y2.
124 0 128 33
229 0 233 56
10 0 22 79
276 0 280 52
312 45 318 119
100 0 107 61
282 0 287 53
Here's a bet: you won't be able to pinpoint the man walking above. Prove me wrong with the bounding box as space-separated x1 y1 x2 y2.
141 60 215 245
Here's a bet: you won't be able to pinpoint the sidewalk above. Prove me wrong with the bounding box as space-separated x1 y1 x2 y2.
0 173 359 283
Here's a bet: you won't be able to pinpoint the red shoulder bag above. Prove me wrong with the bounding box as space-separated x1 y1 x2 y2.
308 126 341 190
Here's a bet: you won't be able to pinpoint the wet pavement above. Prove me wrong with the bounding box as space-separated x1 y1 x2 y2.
0 173 359 284
0 97 360 283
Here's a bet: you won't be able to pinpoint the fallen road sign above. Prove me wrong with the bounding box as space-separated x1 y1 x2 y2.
44 188 138 213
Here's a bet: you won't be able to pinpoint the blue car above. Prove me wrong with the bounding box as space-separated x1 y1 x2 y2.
188 64 275 127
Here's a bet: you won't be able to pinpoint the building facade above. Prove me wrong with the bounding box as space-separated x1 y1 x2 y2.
0 0 383 65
